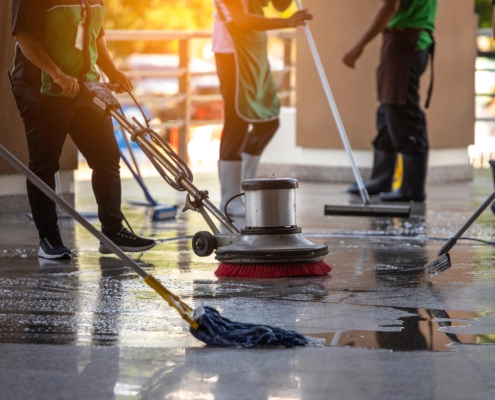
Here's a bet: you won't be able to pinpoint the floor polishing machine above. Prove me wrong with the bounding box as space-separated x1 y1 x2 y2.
76 82 330 278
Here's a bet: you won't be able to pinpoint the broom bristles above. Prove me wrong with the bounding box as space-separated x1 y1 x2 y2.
215 261 331 278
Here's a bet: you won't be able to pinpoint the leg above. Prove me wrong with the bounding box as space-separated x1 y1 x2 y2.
216 52 249 215
242 118 280 157
216 53 250 162
69 107 123 234
241 118 280 181
347 106 397 195
380 49 430 202
15 94 73 238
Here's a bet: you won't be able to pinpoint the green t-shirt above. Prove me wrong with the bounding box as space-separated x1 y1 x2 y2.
387 0 438 50
11 0 105 97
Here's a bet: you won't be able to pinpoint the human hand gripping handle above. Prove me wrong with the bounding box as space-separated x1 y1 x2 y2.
52 71 80 96
286 8 313 28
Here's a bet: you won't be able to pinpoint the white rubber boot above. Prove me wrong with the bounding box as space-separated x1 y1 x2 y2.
241 152 261 181
218 160 245 216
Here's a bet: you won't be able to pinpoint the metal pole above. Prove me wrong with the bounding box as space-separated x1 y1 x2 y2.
438 190 495 256
294 0 371 205
111 111 241 234
0 143 149 280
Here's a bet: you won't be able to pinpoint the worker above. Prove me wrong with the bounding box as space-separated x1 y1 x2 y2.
344 0 437 202
213 0 312 215
10 0 156 259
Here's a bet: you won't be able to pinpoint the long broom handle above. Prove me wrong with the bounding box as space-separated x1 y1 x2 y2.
438 189 495 256
294 0 371 205
0 144 199 328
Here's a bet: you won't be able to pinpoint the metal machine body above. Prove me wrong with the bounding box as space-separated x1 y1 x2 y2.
213 178 328 264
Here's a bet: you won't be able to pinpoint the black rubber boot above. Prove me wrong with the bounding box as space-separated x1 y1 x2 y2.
347 149 397 195
380 153 428 202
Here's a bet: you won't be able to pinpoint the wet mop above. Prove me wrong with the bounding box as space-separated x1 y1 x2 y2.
425 189 495 278
0 143 319 347
295 0 410 219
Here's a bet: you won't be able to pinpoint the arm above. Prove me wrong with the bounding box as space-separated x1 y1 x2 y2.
14 32 79 96
343 0 400 68
224 0 312 31
96 37 133 92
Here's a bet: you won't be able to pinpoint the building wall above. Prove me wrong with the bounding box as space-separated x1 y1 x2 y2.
0 1 77 213
296 0 477 152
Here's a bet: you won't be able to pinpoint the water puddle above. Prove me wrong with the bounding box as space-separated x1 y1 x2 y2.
310 308 494 352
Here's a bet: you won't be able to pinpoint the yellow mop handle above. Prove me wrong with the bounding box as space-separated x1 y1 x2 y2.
144 275 199 329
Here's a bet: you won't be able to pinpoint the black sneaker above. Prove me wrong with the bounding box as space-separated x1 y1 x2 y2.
99 227 156 254
38 236 72 260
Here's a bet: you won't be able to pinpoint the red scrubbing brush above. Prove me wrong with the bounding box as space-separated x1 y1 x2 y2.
215 261 331 278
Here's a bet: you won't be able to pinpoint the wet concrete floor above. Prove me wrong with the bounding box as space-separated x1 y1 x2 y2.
1 170 495 399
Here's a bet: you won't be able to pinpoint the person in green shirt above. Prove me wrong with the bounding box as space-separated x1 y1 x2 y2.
343 0 438 203
10 0 156 259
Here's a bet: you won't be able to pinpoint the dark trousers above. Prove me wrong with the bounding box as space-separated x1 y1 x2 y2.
14 92 123 238
373 49 430 156
215 53 279 161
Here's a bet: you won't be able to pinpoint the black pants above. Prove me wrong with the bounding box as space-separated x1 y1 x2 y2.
373 49 430 155
215 53 279 161
14 92 123 238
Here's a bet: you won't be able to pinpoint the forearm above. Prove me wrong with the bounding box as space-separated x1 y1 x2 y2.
354 1 398 49
232 14 288 30
96 37 119 78
14 33 64 81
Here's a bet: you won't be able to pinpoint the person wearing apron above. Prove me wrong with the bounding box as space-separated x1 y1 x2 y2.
344 0 437 203
213 0 312 216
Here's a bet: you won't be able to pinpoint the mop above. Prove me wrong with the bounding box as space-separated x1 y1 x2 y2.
0 143 320 348
295 0 411 218
425 189 495 278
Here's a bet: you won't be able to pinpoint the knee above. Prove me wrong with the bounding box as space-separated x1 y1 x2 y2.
28 159 60 178
87 150 121 173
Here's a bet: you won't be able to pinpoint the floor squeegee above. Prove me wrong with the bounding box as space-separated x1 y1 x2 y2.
295 0 411 218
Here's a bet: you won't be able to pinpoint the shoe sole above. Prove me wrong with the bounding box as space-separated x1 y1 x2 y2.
98 242 156 255
38 248 72 260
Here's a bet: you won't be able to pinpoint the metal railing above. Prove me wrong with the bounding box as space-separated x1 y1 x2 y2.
105 29 296 162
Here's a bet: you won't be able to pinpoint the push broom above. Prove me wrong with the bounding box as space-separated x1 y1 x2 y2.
295 0 411 218
0 143 322 347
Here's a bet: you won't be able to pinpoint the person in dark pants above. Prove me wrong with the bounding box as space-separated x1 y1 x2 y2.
11 0 155 259
213 0 312 215
344 0 437 202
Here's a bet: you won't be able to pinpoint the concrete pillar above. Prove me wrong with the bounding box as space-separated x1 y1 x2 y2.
0 1 77 213
260 0 477 183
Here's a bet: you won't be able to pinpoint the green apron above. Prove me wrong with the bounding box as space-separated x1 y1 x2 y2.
225 0 280 122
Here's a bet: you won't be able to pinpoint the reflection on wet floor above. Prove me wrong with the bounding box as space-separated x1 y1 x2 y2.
3 174 495 398
310 308 493 352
